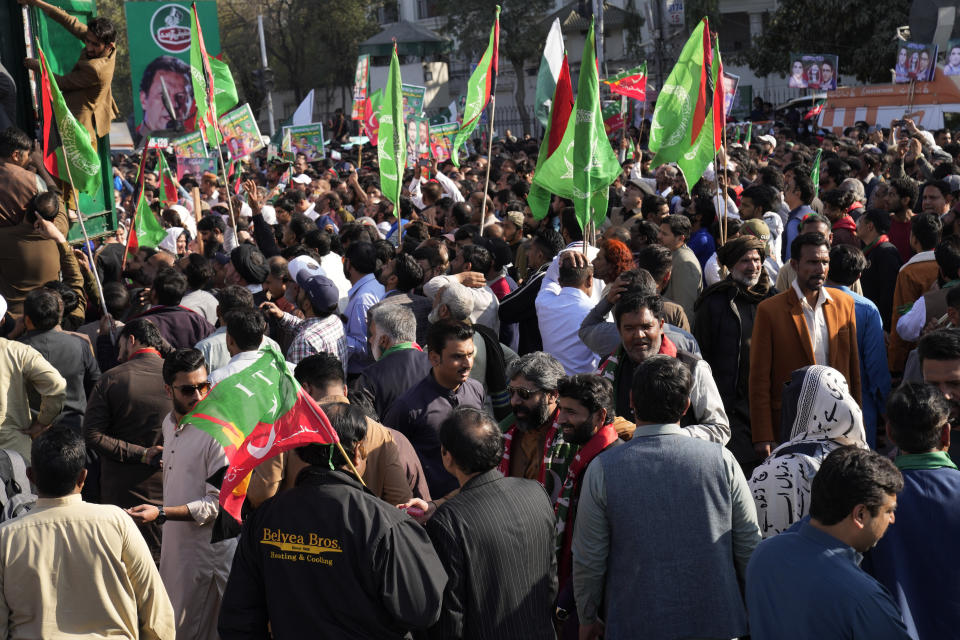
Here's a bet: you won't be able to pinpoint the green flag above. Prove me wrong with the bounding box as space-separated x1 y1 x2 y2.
209 56 239 117
649 19 716 190
190 3 221 145
37 45 101 197
533 19 620 229
811 148 823 196
181 344 338 522
451 6 500 167
377 47 406 206
745 121 752 146
132 190 167 251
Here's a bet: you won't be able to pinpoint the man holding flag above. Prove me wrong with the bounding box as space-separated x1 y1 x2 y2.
21 0 118 145
128 349 235 640
218 402 448 638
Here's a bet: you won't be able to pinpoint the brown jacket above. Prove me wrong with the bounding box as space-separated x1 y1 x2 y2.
246 394 413 507
0 161 41 228
46 4 119 141
887 255 939 372
82 351 168 507
749 286 861 444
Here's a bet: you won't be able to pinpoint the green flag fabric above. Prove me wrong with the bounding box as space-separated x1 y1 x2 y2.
37 45 101 197
533 19 620 229
190 3 221 145
132 190 167 251
451 6 500 167
811 148 823 196
648 19 716 190
209 55 239 117
377 48 406 206
181 344 338 522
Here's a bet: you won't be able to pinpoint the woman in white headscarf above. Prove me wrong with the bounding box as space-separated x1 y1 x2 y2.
158 227 187 258
749 365 868 538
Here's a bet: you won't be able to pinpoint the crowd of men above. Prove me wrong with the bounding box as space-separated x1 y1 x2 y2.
0 8 958 639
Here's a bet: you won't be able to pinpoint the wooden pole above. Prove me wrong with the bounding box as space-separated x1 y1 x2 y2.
214 144 238 230
60 155 109 319
479 95 497 234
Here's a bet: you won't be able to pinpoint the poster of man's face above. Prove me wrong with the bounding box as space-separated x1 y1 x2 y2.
139 55 194 133
788 54 839 91
895 42 937 83
944 40 960 76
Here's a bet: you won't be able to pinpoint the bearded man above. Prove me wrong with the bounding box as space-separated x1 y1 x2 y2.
497 352 568 499
693 236 777 473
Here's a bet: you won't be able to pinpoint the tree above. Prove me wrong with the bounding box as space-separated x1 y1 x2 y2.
733 0 910 84
219 0 379 113
436 0 552 136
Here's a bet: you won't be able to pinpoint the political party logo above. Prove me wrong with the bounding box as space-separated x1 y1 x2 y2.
150 4 192 53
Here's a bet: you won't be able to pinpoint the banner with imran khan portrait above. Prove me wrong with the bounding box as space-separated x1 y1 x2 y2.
282 123 326 161
124 2 221 143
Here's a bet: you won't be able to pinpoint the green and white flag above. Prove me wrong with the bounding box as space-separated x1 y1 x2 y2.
209 55 239 117
451 5 500 167
533 19 620 230
377 47 406 206
37 45 101 196
648 18 717 190
534 18 564 129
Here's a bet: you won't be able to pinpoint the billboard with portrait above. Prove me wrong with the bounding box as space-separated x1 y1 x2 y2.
787 54 839 90
282 123 325 161
124 2 221 145
945 39 960 76
218 104 264 160
895 42 937 83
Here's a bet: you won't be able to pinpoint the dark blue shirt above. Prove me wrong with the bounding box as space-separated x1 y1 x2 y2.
746 518 911 640
864 458 960 640
382 372 484 497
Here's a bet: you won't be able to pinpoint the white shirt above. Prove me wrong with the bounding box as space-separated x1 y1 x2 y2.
535 286 599 374
897 295 937 342
762 211 784 267
541 242 605 305
423 274 501 334
792 279 831 365
319 251 352 313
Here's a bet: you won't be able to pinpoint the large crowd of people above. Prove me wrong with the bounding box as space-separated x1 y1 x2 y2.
0 8 958 640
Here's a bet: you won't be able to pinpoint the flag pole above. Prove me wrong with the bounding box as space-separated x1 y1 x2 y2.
214 143 238 230
59 161 109 319
479 94 497 234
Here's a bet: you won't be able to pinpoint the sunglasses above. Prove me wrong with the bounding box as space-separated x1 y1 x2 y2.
174 383 210 395
508 386 539 400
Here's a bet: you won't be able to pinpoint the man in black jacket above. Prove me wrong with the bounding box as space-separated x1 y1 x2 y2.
499 228 564 354
352 304 431 420
693 236 776 473
218 403 447 639
426 407 557 639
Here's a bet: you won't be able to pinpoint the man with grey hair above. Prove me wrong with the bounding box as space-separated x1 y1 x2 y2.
498 352 568 498
352 305 431 420
429 282 518 420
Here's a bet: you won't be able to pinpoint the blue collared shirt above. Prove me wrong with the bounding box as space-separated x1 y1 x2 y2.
343 272 384 374
828 285 891 447
746 517 911 640
783 204 815 262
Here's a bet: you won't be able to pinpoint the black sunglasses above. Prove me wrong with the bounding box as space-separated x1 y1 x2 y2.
508 386 539 400
174 383 210 395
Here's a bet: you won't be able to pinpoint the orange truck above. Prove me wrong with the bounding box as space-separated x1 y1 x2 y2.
820 67 960 133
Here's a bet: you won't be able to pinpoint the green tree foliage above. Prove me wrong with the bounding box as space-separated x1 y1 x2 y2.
220 0 380 110
733 0 910 84
435 0 552 136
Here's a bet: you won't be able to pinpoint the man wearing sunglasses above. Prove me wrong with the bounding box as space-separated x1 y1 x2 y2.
128 348 236 640
497 352 566 496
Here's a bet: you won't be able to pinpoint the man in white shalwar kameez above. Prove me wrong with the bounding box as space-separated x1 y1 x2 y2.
128 348 237 640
